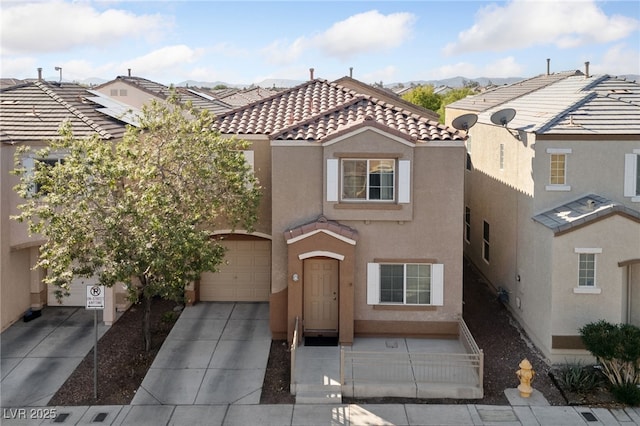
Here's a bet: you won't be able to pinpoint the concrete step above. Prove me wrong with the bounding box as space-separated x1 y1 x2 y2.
295 384 342 404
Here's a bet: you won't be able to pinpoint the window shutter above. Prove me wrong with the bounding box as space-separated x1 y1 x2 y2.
398 160 410 203
326 159 339 202
22 157 35 195
431 264 444 306
367 263 380 304
624 154 638 197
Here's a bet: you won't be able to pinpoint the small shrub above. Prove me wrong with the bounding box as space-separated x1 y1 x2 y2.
161 310 179 324
611 383 640 406
556 363 602 394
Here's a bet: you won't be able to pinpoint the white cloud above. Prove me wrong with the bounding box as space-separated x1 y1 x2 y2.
428 57 525 79
315 10 416 60
0 56 38 78
261 37 309 66
0 0 170 55
443 0 640 55
121 45 204 78
593 44 640 76
362 66 398 84
260 10 416 66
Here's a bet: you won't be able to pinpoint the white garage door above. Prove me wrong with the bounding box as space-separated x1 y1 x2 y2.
47 275 99 306
200 240 271 302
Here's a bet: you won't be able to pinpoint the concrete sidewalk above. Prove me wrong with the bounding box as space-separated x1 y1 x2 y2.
3 403 640 425
130 302 271 405
1 307 109 407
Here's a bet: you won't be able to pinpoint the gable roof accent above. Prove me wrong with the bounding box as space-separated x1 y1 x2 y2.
477 74 640 135
216 78 463 142
95 75 171 99
285 215 358 245
447 70 582 113
1 81 131 143
532 194 640 235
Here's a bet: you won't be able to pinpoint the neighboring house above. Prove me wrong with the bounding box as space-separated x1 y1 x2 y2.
0 78 137 331
193 75 468 345
212 86 281 108
94 73 232 115
446 69 640 363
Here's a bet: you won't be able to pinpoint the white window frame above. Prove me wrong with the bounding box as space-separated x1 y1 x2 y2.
624 150 640 202
573 248 602 294
482 220 490 263
326 158 410 204
545 148 572 191
367 262 444 306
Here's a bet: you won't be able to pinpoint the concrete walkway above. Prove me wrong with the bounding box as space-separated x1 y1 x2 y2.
1 307 108 407
3 403 640 425
131 302 271 405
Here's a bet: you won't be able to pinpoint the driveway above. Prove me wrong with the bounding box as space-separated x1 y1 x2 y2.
1 307 108 407
130 302 271 406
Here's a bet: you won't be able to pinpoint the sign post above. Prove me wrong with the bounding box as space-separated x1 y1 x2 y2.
86 285 105 400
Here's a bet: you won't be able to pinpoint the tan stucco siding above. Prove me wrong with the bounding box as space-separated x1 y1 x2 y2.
94 83 158 110
1 247 31 331
551 215 640 336
271 144 324 294
533 139 640 212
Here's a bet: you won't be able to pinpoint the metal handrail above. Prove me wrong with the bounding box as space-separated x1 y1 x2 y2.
290 316 299 394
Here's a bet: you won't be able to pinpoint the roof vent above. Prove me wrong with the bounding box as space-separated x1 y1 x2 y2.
309 68 314 80
585 61 590 78
586 199 595 210
546 58 550 75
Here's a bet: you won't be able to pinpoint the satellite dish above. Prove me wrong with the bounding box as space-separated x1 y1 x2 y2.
490 108 516 126
451 113 478 131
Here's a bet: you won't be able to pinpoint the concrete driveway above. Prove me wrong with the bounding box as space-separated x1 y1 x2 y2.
0 307 108 407
131 302 271 406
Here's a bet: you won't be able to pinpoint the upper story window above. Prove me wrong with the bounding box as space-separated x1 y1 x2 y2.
367 262 444 306
326 157 410 204
545 148 572 191
342 159 394 201
624 151 640 202
482 220 490 263
110 89 118 96
464 206 471 243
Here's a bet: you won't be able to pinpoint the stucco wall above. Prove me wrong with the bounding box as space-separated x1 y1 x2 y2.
94 82 158 110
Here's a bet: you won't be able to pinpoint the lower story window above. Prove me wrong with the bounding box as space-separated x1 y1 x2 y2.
578 253 596 287
367 262 444 306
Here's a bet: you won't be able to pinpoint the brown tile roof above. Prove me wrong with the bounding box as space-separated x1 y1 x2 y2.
284 215 358 242
1 81 130 143
216 87 281 108
216 79 463 142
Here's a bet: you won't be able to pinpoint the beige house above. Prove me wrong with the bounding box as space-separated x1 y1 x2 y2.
446 70 640 363
0 77 137 331
192 76 469 345
94 73 232 115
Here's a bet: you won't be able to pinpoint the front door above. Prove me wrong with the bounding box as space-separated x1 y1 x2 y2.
303 258 339 333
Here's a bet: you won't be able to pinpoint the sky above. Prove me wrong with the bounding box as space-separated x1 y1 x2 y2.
1 0 639 86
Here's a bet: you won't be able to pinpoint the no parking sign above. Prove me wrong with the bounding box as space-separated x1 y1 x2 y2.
86 285 105 310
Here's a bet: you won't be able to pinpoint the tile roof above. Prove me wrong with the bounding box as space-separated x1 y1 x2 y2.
284 215 359 243
215 79 463 142
97 76 232 115
447 71 582 113
477 75 640 135
1 81 132 143
532 194 640 234
216 87 281 108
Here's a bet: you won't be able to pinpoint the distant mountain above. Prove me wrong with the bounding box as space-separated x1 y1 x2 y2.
176 78 305 89
391 76 525 89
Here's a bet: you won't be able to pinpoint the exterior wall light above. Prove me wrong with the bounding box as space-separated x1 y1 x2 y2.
292 273 299 282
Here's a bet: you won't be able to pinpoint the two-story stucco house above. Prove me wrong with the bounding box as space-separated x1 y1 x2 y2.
0 76 140 330
186 75 469 346
446 68 640 363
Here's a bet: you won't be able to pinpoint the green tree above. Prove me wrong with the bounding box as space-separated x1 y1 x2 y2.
402 84 441 114
437 87 475 123
13 94 261 351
